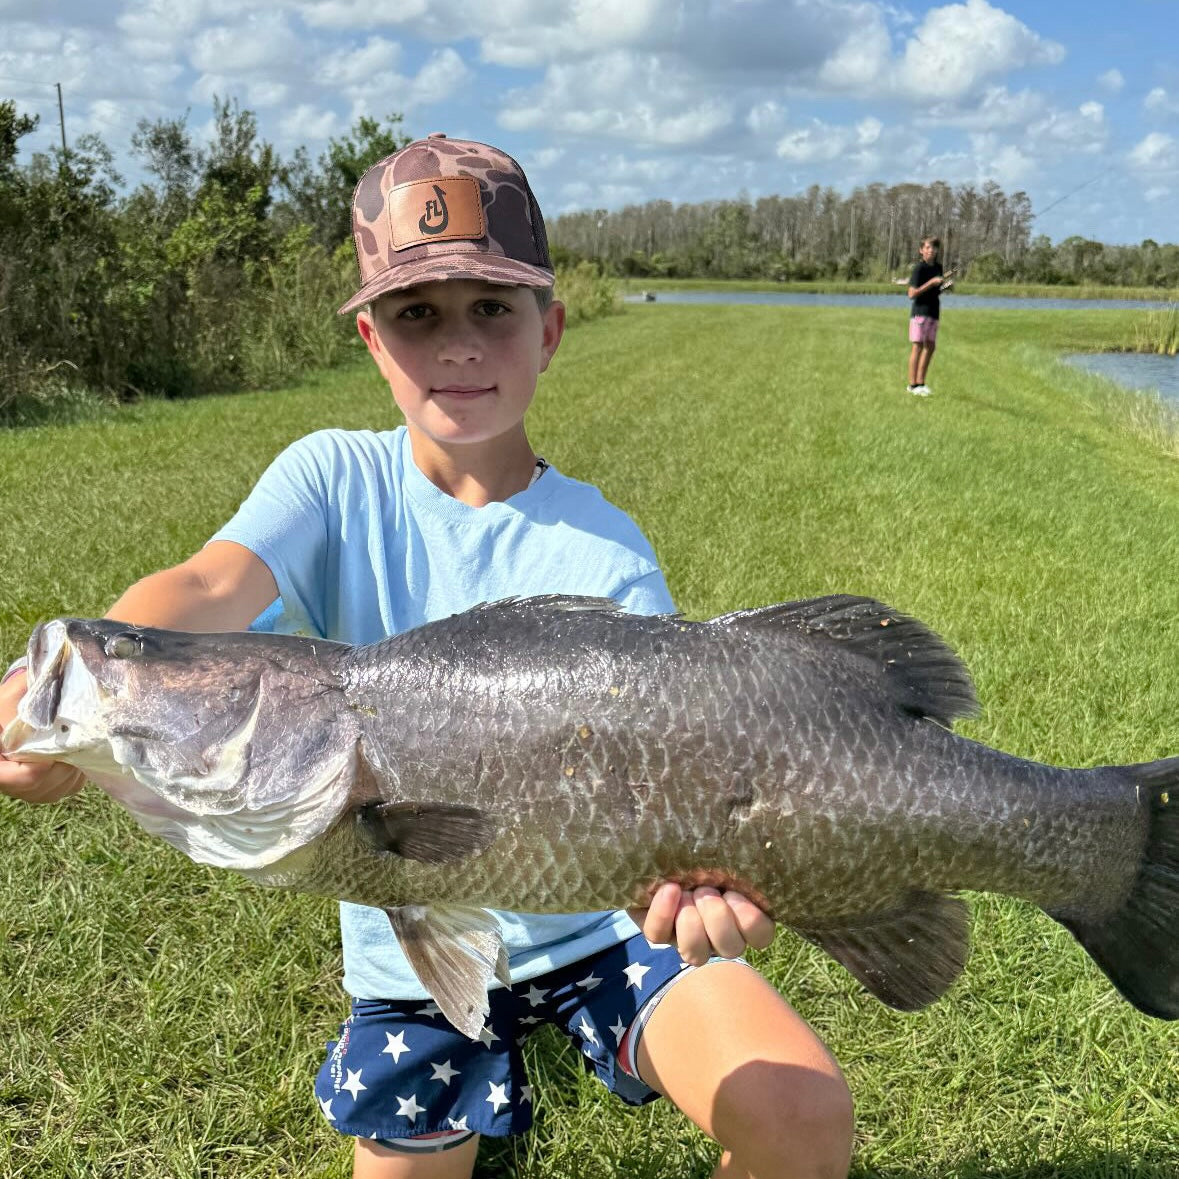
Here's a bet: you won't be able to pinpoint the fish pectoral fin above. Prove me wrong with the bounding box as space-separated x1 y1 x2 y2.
797 891 970 1011
385 904 509 1040
356 801 496 863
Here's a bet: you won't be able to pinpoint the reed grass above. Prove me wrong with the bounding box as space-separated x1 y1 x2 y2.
4 304 1179 1177
1132 305 1179 355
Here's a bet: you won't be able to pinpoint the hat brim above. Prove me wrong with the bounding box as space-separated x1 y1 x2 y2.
338 254 554 315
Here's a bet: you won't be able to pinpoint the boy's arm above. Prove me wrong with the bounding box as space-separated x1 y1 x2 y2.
0 541 278 803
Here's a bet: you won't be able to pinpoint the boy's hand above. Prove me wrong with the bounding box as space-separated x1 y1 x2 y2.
629 882 776 966
0 671 86 804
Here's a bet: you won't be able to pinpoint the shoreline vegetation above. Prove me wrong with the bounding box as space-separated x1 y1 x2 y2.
5 306 1179 1176
620 275 1179 303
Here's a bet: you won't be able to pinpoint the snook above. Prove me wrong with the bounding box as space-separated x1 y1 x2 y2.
5 594 1179 1039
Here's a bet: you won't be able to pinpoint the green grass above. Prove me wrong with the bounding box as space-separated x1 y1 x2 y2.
5 305 1179 1176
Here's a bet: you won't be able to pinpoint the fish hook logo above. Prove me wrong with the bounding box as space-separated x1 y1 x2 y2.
418 185 450 235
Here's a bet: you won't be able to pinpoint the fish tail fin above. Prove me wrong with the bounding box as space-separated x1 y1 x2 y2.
1053 756 1179 1020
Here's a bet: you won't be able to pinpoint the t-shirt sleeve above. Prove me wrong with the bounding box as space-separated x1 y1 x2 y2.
613 568 676 616
909 263 922 288
210 433 332 637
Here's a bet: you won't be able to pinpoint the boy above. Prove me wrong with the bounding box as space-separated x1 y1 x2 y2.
906 236 953 396
0 135 853 1179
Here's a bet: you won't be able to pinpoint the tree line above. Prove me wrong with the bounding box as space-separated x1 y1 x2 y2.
2 94 1176 420
548 183 1179 289
0 97 408 420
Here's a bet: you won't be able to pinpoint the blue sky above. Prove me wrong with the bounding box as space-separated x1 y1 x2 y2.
2 0 1176 244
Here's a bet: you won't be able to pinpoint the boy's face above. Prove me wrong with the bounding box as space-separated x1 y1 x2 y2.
357 280 565 451
920 241 938 262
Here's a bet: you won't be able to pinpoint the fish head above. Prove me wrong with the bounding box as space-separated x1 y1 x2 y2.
2 619 361 870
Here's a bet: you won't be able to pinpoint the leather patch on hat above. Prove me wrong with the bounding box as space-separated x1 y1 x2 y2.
386 176 485 250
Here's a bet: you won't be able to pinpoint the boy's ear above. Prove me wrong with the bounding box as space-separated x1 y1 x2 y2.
539 300 566 374
356 309 382 359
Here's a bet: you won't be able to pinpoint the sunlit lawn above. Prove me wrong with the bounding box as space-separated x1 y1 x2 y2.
3 303 1179 1177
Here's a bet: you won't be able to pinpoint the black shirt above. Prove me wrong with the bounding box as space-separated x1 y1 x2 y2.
909 260 943 319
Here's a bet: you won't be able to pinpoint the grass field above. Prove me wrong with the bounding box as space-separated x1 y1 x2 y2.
4 304 1179 1177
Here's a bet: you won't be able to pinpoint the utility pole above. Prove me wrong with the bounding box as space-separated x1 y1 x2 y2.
56 82 66 154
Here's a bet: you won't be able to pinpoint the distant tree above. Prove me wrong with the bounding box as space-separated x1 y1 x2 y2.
131 113 199 202
0 100 38 177
279 114 410 249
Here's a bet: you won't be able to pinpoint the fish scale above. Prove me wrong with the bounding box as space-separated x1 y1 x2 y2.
6 593 1179 1040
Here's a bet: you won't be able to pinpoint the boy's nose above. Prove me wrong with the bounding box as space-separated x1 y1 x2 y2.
436 327 482 364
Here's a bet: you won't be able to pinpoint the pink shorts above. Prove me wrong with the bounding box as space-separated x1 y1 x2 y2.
909 316 939 345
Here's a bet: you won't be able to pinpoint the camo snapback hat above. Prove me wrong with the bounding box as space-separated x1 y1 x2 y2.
338 133 554 314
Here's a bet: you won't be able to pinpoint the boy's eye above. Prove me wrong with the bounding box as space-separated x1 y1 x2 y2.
396 303 434 320
476 301 511 317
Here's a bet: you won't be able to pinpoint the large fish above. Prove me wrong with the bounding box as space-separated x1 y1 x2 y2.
5 594 1179 1039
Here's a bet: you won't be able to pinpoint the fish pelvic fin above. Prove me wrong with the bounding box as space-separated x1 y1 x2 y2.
355 801 497 863
1051 757 1179 1020
712 595 979 727
796 890 970 1011
385 904 511 1040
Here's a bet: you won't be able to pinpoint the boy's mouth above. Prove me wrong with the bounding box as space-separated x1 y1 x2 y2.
432 385 496 400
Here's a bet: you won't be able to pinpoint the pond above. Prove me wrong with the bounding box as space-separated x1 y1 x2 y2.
1062 352 1179 401
624 290 1175 311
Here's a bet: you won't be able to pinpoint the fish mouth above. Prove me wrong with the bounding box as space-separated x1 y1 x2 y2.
1 620 98 759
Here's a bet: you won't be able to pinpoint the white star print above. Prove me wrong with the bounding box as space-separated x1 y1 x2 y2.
623 962 652 990
609 1016 628 1044
318 1097 336 1121
420 1002 443 1018
524 984 550 1007
577 1015 599 1046
521 1084 533 1104
487 1081 510 1112
382 1031 410 1061
576 971 603 990
430 1060 459 1085
341 1069 367 1099
520 1014 541 1025
396 1093 426 1120
478 1024 500 1048
446 1115 470 1131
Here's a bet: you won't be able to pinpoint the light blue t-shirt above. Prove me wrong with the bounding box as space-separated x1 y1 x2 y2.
212 426 675 999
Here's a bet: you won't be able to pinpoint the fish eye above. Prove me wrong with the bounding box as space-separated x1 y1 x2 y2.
106 632 143 659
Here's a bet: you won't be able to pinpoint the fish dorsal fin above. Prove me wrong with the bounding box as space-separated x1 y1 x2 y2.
713 594 979 726
469 594 624 616
385 904 510 1040
797 890 971 1010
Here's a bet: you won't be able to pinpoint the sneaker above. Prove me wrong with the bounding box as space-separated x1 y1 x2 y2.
910 384 932 396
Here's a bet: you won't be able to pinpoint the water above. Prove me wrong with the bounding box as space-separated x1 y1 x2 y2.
625 290 1175 311
1063 352 1179 401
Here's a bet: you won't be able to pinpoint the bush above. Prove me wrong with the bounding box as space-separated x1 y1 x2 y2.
555 261 623 324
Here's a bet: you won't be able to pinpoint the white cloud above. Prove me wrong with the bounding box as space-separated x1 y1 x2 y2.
815 11 893 90
746 101 788 136
190 14 303 74
896 0 1065 101
1128 132 1176 170
499 51 736 147
775 115 922 174
1144 87 1179 116
1097 68 1124 94
1144 185 1170 203
917 85 1046 130
278 103 340 143
1025 101 1107 155
314 35 403 86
